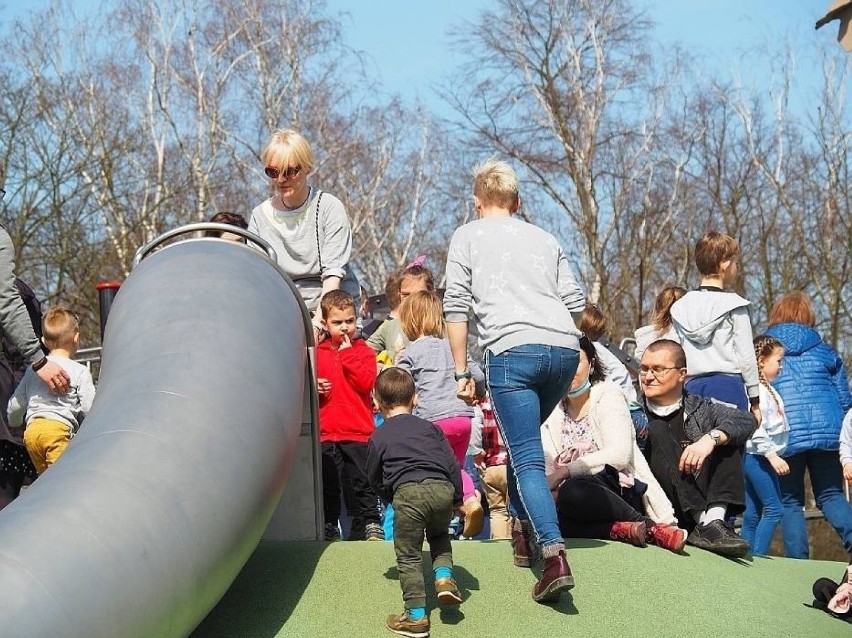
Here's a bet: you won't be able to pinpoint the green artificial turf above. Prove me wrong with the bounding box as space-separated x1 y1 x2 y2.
192 539 848 638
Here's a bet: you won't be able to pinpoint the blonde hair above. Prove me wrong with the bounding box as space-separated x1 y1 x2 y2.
753 334 784 412
398 291 444 341
651 285 687 332
767 291 816 327
473 159 520 210
261 129 316 175
42 306 79 351
694 231 739 276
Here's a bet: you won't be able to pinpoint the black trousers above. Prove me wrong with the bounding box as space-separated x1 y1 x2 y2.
645 422 745 531
321 441 381 539
556 468 653 539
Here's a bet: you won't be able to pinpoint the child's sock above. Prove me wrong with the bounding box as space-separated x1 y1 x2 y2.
408 607 426 620
434 566 453 581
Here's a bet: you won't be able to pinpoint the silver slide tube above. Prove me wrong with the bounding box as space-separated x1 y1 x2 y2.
0 235 310 637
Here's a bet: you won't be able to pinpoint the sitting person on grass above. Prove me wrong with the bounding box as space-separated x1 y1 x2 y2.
366 367 464 638
542 336 687 553
640 339 755 558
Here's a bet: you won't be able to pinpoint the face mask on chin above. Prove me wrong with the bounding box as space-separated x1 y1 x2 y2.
566 377 591 399
646 397 683 417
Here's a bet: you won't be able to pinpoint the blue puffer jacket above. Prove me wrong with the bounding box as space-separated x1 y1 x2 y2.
765 322 852 456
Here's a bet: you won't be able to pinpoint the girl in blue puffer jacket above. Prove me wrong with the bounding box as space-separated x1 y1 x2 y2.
766 291 852 559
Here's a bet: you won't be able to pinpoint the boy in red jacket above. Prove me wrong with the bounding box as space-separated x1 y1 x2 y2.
317 290 383 541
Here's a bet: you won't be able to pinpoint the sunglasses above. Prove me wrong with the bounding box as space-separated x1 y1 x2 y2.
264 165 301 180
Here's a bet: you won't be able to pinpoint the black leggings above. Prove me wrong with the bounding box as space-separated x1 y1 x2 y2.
321 441 381 539
556 472 653 539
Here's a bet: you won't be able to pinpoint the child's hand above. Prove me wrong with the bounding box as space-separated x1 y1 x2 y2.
844 462 852 485
768 454 790 476
317 378 332 397
338 333 352 350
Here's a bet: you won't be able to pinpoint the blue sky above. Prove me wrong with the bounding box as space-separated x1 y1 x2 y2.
2 0 846 114
323 0 843 114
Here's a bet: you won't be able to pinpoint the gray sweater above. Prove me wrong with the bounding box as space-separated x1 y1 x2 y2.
443 216 585 355
248 187 356 311
0 226 41 363
396 336 485 423
8 354 96 432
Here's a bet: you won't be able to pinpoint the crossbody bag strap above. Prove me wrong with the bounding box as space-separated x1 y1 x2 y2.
314 190 324 274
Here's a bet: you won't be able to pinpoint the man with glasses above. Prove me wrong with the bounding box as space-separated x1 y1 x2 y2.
640 339 755 557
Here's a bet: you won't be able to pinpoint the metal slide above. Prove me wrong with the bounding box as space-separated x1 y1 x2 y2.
0 226 315 637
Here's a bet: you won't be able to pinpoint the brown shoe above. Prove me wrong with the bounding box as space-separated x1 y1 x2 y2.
435 577 463 606
511 519 538 567
461 497 484 538
532 550 575 603
608 521 647 547
386 611 430 638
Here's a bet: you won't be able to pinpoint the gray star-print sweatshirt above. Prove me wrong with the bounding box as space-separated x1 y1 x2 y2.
443 215 585 355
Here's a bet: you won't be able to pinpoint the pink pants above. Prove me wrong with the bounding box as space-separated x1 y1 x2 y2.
433 416 476 501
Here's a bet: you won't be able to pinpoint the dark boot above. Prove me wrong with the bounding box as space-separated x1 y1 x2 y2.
532 549 574 603
511 519 538 567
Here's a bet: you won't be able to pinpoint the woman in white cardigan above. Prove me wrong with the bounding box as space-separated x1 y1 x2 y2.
542 336 686 552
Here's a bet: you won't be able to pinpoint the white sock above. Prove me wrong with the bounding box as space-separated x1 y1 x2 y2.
699 504 727 525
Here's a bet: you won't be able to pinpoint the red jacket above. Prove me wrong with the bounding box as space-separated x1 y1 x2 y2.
316 337 377 443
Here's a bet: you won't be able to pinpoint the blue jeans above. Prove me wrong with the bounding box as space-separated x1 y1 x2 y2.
778 450 852 558
485 344 579 550
741 453 783 555
685 373 748 410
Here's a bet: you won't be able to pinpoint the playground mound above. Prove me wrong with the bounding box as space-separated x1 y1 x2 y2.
192 538 848 637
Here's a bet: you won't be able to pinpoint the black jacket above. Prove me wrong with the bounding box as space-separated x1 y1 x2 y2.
644 392 756 446
366 413 463 506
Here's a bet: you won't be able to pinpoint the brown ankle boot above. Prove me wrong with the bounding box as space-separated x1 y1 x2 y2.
532 550 574 603
608 521 647 547
511 520 538 567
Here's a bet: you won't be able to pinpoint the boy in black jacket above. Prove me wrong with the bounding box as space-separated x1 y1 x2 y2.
366 367 464 638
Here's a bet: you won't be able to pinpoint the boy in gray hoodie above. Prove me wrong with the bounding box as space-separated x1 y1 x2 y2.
670 231 761 425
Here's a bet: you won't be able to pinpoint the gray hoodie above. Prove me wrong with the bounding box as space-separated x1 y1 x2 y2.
670 288 759 399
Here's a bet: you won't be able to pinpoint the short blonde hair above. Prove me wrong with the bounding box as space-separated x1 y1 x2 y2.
398 291 444 340
261 129 315 175
473 159 520 210
42 306 78 351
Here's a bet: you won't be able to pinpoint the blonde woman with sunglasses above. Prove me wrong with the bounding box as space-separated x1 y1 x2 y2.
249 129 359 314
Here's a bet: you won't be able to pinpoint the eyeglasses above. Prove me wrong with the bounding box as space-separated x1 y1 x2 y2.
639 366 682 379
264 165 301 180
